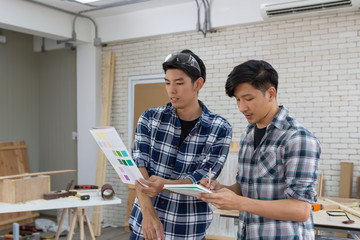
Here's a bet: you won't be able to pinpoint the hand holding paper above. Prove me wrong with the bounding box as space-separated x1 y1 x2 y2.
197 187 241 210
136 176 165 198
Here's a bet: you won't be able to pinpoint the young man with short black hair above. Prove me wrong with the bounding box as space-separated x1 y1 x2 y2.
129 50 232 240
199 60 321 239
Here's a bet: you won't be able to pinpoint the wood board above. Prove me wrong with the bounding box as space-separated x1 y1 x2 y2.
339 162 353 198
0 175 50 203
0 141 39 229
357 176 360 199
92 51 115 236
0 141 29 175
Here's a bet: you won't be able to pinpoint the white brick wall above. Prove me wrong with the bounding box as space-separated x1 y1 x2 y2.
101 11 360 225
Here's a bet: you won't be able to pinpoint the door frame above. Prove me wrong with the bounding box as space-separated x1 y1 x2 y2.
127 74 164 148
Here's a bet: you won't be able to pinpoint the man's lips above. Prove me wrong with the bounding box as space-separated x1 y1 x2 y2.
170 97 178 103
244 114 252 119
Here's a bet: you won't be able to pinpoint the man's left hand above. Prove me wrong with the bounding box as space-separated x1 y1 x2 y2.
136 175 165 198
197 187 240 210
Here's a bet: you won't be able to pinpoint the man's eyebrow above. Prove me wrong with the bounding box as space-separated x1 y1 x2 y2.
164 78 185 81
240 93 254 98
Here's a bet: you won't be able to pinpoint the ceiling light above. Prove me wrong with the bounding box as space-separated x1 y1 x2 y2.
74 0 101 3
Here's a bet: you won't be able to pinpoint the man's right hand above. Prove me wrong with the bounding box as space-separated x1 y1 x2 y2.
141 211 165 240
199 178 223 191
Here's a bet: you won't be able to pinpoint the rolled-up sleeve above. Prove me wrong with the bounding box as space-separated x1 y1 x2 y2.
284 130 321 204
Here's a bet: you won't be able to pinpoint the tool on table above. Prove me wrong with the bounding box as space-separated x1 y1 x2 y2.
311 203 323 212
326 210 355 224
74 185 99 189
101 184 115 200
1 234 24 239
20 225 37 232
43 180 76 200
39 236 55 239
75 194 90 200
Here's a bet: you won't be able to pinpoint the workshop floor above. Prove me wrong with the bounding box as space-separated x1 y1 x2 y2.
0 225 131 240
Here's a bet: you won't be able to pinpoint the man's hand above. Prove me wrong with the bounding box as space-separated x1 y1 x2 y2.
136 175 165 198
141 211 165 240
197 187 240 210
199 178 223 191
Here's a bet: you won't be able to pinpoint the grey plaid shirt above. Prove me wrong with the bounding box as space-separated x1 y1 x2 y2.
236 106 320 240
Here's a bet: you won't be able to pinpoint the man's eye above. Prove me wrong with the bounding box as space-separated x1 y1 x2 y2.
177 83 184 85
246 98 253 101
165 82 170 85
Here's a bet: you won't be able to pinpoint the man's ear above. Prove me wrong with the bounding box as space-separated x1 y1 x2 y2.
267 86 277 101
195 77 204 91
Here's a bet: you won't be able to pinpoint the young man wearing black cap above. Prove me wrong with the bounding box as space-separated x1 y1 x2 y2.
129 49 232 240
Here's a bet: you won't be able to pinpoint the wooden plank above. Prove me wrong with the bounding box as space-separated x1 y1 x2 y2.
0 141 37 228
324 198 360 218
15 176 50 203
229 142 240 153
339 162 353 198
318 171 325 197
0 145 27 151
357 176 360 199
124 184 136 231
92 51 115 236
0 169 77 180
0 141 29 176
0 212 39 227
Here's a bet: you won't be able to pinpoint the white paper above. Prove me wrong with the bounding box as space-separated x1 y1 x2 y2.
90 126 144 185
164 184 212 197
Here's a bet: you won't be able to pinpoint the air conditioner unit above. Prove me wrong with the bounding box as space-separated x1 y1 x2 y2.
260 0 360 19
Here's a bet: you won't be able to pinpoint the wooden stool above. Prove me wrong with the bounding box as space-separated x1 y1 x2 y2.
56 207 95 240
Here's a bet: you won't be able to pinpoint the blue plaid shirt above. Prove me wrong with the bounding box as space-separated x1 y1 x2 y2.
236 106 320 240
129 101 232 240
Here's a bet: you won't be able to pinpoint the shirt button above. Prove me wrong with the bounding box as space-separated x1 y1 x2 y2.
174 145 178 149
177 127 180 130
161 201 165 204
170 163 174 167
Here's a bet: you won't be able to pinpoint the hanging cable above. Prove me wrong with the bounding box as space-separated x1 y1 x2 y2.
195 0 214 37
25 0 102 47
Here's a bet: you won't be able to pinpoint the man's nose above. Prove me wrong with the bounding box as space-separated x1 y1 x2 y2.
238 101 248 112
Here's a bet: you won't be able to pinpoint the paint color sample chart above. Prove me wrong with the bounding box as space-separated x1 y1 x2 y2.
90 126 143 184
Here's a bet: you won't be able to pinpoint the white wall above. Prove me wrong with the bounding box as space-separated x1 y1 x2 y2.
96 0 262 42
0 0 264 188
101 11 360 226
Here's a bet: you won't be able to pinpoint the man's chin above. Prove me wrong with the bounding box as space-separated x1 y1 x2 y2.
171 103 181 109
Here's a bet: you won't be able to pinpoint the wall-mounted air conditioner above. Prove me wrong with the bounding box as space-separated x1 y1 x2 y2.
260 0 360 20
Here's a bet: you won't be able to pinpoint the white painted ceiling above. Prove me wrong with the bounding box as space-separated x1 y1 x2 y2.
30 0 195 17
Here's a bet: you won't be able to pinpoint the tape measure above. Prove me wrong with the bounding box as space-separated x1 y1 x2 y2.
311 203 322 212
75 194 90 200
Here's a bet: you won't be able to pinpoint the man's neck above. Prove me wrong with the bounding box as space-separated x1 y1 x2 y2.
176 101 202 121
256 104 280 129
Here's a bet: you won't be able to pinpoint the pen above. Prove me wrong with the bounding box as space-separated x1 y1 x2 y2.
208 168 211 187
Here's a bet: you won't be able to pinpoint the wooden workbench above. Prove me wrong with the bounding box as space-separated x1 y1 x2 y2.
214 197 360 240
0 196 121 240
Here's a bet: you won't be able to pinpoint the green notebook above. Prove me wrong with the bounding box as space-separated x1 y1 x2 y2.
164 184 212 197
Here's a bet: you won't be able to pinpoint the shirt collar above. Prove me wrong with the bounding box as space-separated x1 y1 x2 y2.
270 105 288 130
246 105 288 133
